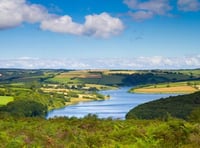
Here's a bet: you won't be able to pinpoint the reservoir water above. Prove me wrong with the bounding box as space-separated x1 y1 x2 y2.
47 87 175 119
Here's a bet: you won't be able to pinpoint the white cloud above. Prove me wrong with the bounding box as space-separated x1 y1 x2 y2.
178 0 200 11
124 0 138 9
124 0 172 20
84 13 124 38
128 11 154 21
124 0 200 21
21 3 49 23
138 0 171 15
0 0 48 29
0 0 123 38
41 13 124 38
0 56 200 69
40 15 84 35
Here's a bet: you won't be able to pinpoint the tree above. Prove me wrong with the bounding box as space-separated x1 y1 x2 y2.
188 108 200 123
0 100 47 117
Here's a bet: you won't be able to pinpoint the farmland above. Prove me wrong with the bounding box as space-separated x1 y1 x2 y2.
0 68 200 113
130 81 200 94
47 70 128 86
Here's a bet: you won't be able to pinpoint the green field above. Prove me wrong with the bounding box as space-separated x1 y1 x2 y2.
0 96 14 105
173 69 200 77
46 70 126 85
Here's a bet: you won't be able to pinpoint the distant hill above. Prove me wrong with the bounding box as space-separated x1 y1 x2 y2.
126 91 200 120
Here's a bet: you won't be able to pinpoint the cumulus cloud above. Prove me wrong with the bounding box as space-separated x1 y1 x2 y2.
40 15 84 35
40 13 124 38
178 0 200 11
84 13 124 38
124 0 172 21
124 0 171 15
0 0 48 29
0 0 123 38
0 56 200 69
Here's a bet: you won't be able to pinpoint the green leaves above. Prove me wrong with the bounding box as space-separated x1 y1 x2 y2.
0 117 200 147
0 100 47 117
126 91 200 120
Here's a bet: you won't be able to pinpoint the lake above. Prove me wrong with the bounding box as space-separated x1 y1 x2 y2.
46 87 176 119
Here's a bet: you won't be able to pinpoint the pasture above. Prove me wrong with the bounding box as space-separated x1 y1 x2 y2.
47 70 126 85
0 96 14 105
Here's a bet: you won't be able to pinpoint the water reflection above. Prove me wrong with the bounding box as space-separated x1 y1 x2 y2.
47 87 175 119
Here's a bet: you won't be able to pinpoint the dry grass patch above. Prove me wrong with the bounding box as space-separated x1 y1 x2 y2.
65 94 97 106
41 88 69 93
65 98 92 105
133 86 198 94
103 70 136 75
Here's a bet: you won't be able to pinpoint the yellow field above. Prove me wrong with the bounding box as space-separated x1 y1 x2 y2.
103 70 136 75
133 86 198 94
41 88 69 93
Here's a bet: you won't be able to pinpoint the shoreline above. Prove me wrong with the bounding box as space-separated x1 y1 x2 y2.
47 95 110 111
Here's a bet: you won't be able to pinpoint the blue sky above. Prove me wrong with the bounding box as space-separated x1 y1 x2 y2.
0 0 200 69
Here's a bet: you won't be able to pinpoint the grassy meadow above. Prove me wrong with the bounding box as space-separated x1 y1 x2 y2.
0 96 14 105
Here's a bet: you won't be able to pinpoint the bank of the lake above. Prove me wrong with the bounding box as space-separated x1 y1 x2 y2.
47 87 176 119
126 90 200 120
129 81 200 94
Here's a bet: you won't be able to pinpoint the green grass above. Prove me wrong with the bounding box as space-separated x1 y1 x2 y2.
0 96 14 105
173 69 200 77
146 81 200 88
130 80 200 91
78 75 125 85
10 83 25 86
46 77 80 84
46 72 126 86
10 87 31 91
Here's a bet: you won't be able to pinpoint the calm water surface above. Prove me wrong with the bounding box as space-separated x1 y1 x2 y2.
47 87 175 119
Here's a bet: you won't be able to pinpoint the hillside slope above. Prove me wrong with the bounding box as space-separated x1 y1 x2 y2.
126 91 200 120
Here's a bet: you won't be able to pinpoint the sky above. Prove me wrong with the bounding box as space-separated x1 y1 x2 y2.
0 0 200 69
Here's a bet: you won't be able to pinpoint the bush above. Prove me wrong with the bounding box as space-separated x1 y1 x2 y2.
67 91 79 98
0 100 47 117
